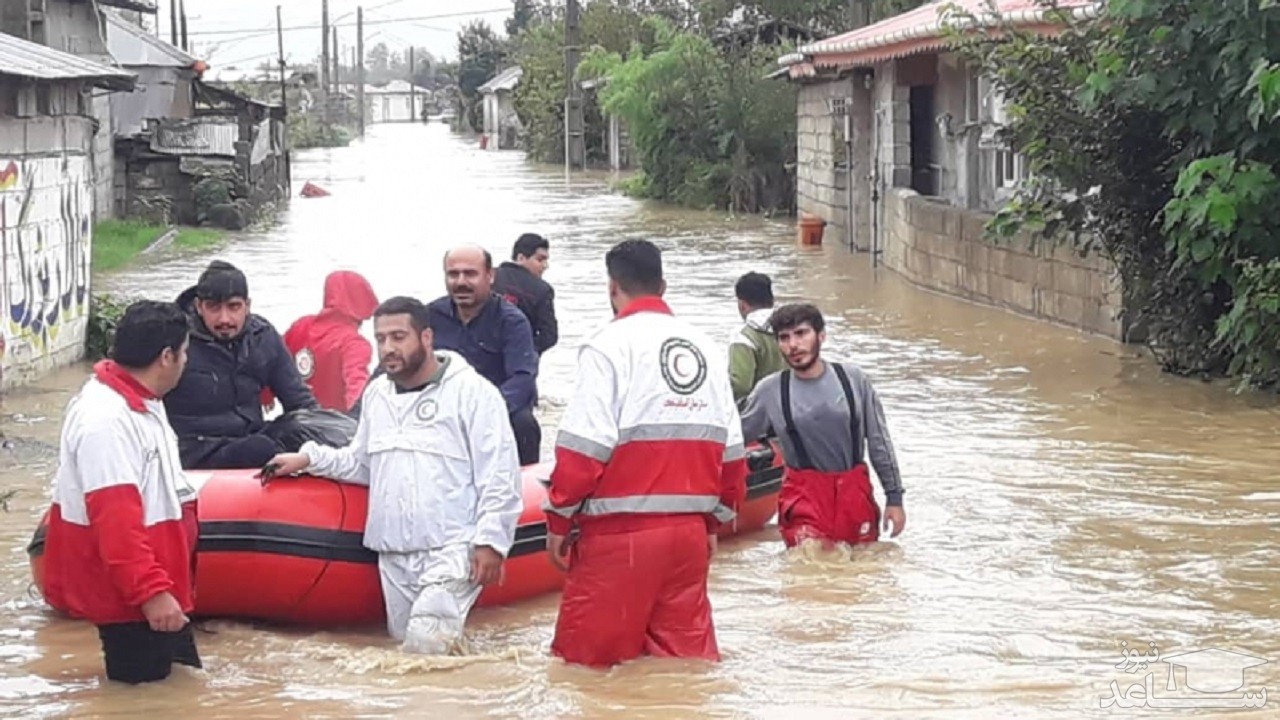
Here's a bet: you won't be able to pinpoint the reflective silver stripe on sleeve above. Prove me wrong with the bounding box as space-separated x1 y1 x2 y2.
541 498 582 518
712 503 737 524
579 494 725 517
618 423 730 445
722 443 746 462
555 430 614 463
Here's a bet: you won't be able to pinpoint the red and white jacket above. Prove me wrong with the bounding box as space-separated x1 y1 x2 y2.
43 361 201 625
545 296 747 536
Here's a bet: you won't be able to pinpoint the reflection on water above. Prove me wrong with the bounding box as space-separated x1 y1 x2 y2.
1 124 1277 719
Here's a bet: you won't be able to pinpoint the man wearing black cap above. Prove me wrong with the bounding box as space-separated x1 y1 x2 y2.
164 260 318 469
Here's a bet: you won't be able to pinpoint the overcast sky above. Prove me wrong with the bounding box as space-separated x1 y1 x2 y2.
167 0 513 73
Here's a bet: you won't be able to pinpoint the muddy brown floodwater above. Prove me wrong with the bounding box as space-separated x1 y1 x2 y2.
1 124 1278 719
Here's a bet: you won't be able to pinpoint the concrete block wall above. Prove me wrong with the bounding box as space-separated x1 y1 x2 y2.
882 187 1126 340
796 81 851 247
0 116 97 390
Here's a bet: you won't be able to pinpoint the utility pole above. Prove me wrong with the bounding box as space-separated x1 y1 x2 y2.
169 0 178 46
179 0 188 51
409 46 416 123
356 7 365 137
564 0 585 169
332 27 340 95
277 6 287 110
321 0 331 119
850 0 870 28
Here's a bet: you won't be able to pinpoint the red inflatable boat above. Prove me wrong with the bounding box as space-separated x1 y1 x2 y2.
27 444 782 627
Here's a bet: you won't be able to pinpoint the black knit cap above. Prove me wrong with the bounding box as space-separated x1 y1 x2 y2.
196 260 249 301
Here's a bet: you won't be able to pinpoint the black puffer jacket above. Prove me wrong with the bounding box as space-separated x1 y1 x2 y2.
164 286 317 466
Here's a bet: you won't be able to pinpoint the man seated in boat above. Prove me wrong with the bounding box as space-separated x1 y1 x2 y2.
266 296 523 655
427 245 542 465
277 270 380 415
165 260 319 470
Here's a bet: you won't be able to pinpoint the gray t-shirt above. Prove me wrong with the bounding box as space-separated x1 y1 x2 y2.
740 361 904 506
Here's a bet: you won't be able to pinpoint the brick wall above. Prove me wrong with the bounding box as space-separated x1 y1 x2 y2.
882 187 1127 340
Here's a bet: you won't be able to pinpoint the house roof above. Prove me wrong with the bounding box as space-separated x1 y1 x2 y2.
479 66 522 94
0 31 136 91
104 12 198 68
781 0 1100 72
96 0 160 11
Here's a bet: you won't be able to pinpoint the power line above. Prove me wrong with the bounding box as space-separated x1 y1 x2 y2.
187 8 509 37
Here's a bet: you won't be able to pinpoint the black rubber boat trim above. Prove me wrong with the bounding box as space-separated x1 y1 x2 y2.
26 468 784 561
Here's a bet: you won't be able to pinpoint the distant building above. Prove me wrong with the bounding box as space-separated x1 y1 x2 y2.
0 0 156 219
364 80 432 123
0 31 135 389
478 66 522 150
104 12 289 228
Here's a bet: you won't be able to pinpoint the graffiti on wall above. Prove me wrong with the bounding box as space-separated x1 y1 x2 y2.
0 156 93 376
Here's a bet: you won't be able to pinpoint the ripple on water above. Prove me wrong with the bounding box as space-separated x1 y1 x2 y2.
0 124 1278 718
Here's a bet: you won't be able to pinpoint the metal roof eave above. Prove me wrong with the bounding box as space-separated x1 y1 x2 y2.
799 3 1101 57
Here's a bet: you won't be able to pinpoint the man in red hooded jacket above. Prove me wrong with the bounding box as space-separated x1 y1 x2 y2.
280 271 380 414
44 300 203 684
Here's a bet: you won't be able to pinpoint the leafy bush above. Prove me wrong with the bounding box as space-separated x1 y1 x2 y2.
581 17 797 213
953 0 1280 389
86 293 129 361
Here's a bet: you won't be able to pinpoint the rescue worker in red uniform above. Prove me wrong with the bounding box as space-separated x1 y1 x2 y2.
740 303 906 549
43 300 203 684
280 270 379 414
544 239 747 669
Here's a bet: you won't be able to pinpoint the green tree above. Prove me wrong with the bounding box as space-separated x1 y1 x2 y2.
582 16 797 212
507 0 541 36
457 21 509 131
953 0 1280 388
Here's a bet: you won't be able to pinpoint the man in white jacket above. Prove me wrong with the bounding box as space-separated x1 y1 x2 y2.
266 296 522 654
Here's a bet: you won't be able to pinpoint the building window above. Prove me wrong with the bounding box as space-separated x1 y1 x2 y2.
988 88 1030 194
829 96 850 169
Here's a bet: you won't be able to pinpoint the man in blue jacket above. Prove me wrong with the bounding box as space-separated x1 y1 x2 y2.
165 261 318 469
428 245 540 465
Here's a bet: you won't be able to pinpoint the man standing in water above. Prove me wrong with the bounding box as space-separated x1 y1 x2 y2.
730 271 787 405
740 303 907 548
43 301 203 684
265 297 523 654
544 239 747 669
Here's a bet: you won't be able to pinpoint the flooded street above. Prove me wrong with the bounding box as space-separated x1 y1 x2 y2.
2 123 1279 718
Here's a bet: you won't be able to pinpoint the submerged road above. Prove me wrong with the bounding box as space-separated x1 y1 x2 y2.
0 123 1277 719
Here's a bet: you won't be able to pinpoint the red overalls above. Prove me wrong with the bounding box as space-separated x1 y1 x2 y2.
777 364 881 549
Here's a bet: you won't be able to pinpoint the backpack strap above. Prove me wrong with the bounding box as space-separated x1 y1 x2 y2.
831 363 864 466
779 370 815 469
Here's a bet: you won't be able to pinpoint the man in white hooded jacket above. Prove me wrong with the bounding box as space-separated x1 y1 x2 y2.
267 296 522 654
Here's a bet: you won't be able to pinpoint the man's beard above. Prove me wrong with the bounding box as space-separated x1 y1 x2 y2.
386 344 428 384
785 341 822 373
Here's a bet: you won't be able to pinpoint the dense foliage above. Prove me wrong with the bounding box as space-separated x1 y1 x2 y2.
500 0 930 211
582 18 797 212
953 0 1280 388
457 22 510 132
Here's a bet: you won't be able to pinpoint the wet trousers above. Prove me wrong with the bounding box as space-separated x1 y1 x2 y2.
181 434 280 470
778 464 881 548
378 544 483 655
97 621 201 684
551 516 718 669
510 406 541 466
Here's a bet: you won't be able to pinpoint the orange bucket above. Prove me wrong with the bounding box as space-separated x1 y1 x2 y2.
798 214 826 246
